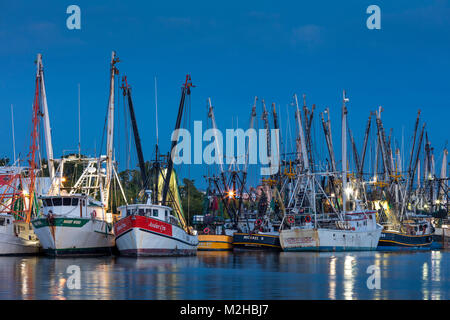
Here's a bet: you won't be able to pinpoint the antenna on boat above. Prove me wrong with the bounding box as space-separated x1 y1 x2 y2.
155 76 159 147
342 90 349 215
10 104 16 164
78 83 81 157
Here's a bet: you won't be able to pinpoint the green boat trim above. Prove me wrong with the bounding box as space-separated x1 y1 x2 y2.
32 217 90 228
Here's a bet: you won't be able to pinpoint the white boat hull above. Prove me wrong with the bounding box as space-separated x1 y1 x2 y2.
280 227 382 251
31 217 114 256
0 233 40 255
115 215 198 256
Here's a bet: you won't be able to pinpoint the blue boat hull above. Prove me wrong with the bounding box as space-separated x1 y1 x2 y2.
233 233 281 251
377 231 432 251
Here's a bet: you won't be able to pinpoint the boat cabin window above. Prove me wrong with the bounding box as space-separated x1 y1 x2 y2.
169 216 179 225
153 209 158 217
127 209 131 216
165 210 168 217
138 208 145 216
7 219 10 224
0 218 4 226
145 209 151 216
44 198 80 207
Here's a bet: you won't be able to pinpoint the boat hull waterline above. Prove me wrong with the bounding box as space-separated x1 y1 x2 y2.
115 215 198 257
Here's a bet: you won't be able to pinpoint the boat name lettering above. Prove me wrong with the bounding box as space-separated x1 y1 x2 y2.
149 221 167 233
285 237 315 244
243 235 262 241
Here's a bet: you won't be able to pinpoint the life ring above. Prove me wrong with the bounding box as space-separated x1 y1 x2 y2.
287 216 295 224
91 210 97 219
203 227 210 234
255 219 262 226
305 215 311 223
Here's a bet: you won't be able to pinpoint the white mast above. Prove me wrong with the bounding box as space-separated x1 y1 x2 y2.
37 54 55 181
293 94 309 172
440 149 448 202
342 90 349 214
104 51 119 209
207 98 224 173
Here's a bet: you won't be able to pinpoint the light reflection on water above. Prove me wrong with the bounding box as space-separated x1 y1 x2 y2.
0 251 447 300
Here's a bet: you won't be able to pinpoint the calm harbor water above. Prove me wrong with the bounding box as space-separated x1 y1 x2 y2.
0 250 448 300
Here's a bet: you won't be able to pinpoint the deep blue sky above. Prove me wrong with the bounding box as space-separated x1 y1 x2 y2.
0 1 449 188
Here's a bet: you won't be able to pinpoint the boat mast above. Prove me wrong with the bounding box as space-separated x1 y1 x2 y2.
37 54 55 182
293 94 309 172
161 75 193 206
121 76 148 191
342 90 349 214
103 51 120 209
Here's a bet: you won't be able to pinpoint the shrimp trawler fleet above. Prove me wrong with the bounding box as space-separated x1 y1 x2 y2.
2 51 448 258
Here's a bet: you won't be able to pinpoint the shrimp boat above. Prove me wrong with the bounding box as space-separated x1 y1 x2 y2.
115 192 198 256
232 211 282 251
279 93 382 251
231 184 285 251
0 166 40 255
377 218 433 251
31 52 126 256
280 207 382 251
113 75 198 256
194 189 233 251
195 215 233 251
